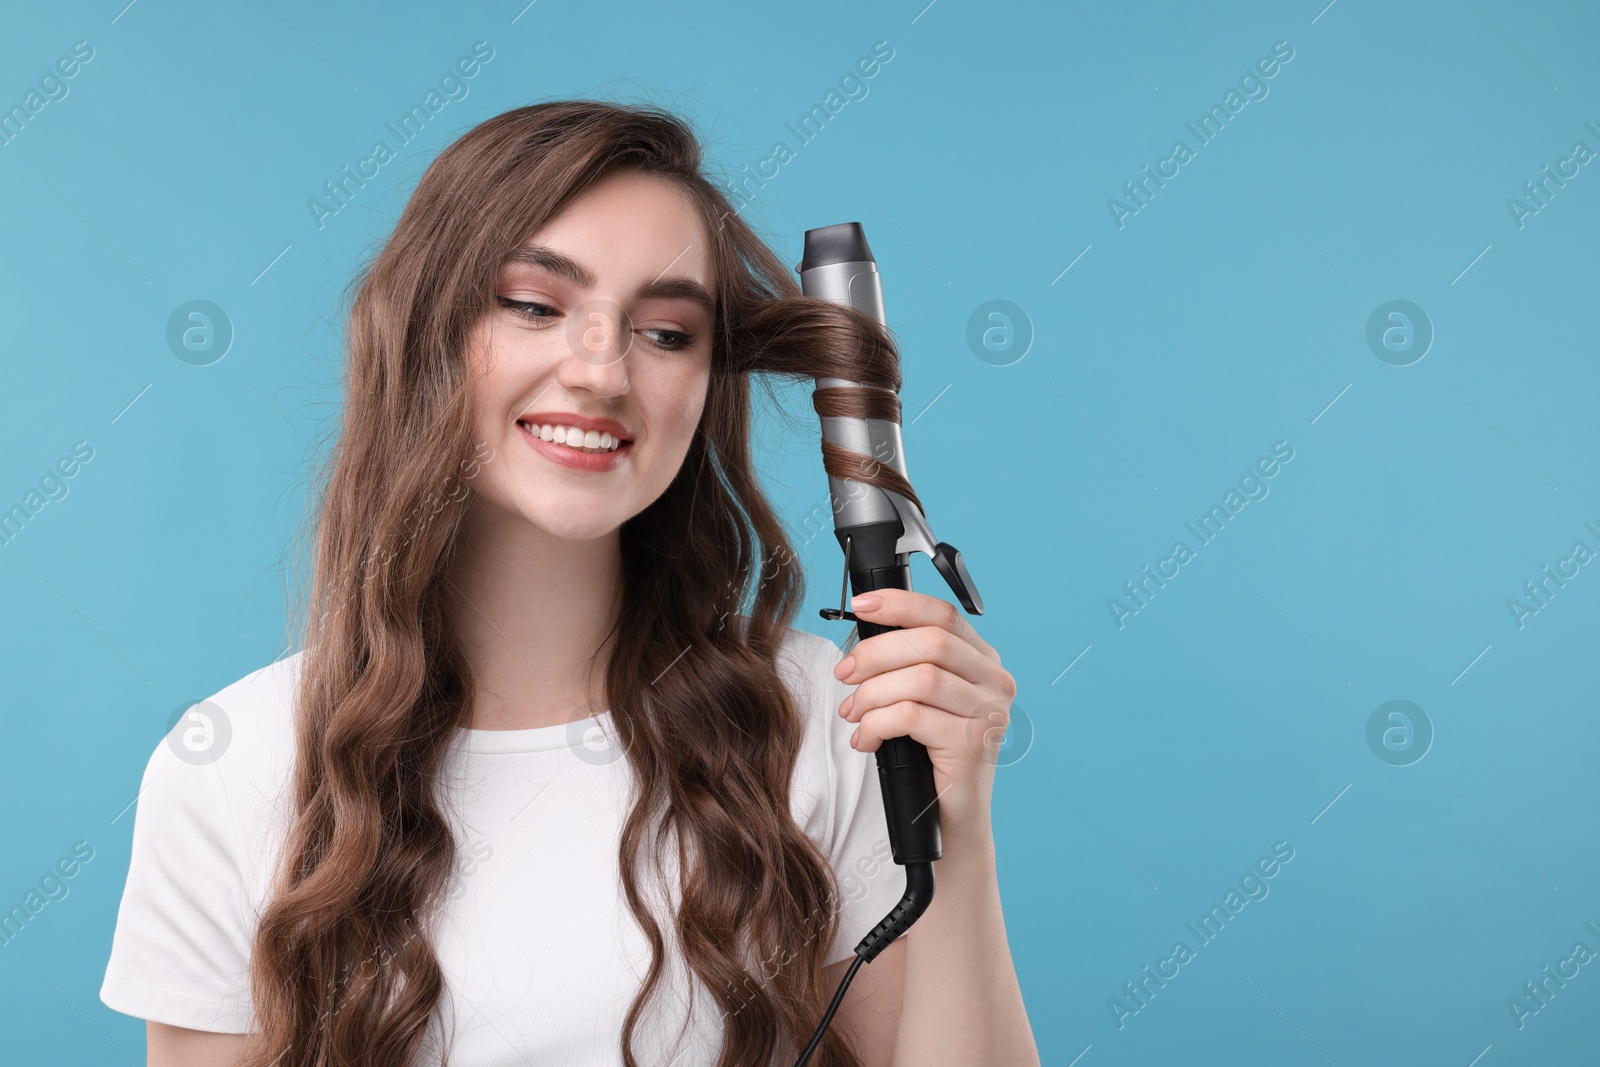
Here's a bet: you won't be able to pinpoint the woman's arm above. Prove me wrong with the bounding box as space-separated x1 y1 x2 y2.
147 1022 247 1066
891 831 1039 1067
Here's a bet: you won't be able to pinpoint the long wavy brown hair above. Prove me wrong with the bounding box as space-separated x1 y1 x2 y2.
243 99 910 1067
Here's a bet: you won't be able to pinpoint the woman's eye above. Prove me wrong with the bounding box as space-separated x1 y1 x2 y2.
497 295 691 350
497 295 558 322
643 328 695 351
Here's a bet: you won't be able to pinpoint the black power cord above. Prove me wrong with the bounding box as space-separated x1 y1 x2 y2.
792 953 864 1066
792 862 935 1066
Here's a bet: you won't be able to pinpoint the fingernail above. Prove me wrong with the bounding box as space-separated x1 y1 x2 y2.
834 655 855 679
839 694 854 717
851 593 881 612
850 728 859 749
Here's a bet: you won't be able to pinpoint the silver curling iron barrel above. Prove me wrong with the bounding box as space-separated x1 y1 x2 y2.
796 221 984 966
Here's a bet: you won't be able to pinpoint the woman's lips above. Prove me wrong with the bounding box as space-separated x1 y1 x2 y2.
518 420 631 472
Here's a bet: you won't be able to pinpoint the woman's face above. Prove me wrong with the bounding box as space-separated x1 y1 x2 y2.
462 169 716 541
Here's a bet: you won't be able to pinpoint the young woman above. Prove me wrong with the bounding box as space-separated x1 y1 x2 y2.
100 100 1039 1067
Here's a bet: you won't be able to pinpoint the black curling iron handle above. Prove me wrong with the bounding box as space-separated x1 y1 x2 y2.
844 563 940 966
851 567 942 868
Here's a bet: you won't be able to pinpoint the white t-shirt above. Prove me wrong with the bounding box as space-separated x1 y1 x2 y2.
99 626 907 1065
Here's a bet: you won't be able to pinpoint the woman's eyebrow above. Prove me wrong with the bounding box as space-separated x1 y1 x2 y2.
505 243 714 316
504 244 594 286
639 277 715 316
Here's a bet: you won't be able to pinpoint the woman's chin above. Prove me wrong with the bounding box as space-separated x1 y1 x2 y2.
520 509 626 543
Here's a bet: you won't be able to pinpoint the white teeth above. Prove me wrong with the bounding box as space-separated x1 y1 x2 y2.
522 421 625 454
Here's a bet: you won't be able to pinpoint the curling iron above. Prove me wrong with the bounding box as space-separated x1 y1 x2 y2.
791 222 984 1066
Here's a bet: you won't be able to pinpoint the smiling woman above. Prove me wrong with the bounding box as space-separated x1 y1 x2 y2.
98 99 1037 1067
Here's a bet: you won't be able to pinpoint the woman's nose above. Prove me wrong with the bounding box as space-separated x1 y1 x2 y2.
560 301 631 395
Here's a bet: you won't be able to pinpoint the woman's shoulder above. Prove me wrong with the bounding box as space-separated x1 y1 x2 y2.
102 651 309 1030
136 650 308 843
170 649 304 764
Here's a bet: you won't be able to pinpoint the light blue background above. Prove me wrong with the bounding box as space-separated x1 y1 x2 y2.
2 1 1597 1063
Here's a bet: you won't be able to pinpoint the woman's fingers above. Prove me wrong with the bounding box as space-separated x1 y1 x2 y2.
847 587 999 664
840 659 981 724
850 695 1011 756
835 623 993 690
851 699 961 753
829 588 1015 779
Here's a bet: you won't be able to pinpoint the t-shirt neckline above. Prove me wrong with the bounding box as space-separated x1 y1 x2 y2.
453 709 614 755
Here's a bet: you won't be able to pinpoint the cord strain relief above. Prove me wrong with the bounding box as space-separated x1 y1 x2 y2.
851 862 935 963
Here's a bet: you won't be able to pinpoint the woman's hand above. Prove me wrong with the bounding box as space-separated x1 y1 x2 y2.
833 587 1016 844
